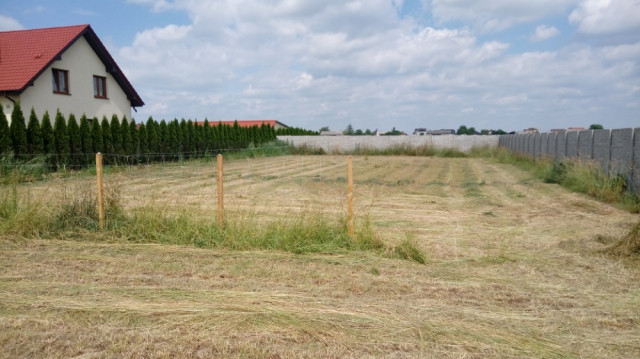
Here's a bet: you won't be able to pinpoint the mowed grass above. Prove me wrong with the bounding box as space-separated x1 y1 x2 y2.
1 155 640 358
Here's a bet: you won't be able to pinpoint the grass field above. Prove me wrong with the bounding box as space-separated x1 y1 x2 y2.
1 155 639 358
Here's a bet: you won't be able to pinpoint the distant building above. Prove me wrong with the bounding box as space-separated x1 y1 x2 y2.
413 128 455 135
427 129 455 135
0 25 143 124
194 119 289 130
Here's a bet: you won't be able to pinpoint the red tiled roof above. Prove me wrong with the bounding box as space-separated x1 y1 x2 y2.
194 120 279 128
0 25 143 107
0 25 87 92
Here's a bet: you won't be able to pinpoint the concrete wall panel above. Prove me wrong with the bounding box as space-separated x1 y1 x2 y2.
592 130 611 173
632 128 640 193
534 133 542 159
610 128 633 175
577 130 593 160
556 131 567 159
540 133 549 157
566 131 579 158
547 132 557 156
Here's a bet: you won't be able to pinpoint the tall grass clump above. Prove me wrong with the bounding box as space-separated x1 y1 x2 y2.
117 208 400 258
0 183 424 262
602 221 640 258
0 185 50 237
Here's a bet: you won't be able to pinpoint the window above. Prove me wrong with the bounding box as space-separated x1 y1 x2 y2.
52 69 69 94
93 75 107 99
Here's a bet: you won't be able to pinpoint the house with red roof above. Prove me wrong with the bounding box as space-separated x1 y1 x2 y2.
0 25 143 124
194 119 289 130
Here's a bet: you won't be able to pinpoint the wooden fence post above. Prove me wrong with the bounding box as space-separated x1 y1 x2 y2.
96 153 105 230
347 156 354 240
217 154 224 228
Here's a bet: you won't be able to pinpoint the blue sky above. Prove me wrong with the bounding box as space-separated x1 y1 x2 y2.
2 0 639 132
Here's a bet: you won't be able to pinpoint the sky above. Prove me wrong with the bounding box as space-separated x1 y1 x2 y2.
1 0 639 133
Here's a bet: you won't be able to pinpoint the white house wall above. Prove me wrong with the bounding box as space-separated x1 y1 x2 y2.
2 36 132 124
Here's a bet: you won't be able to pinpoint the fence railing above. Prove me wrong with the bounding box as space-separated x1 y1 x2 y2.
498 128 640 193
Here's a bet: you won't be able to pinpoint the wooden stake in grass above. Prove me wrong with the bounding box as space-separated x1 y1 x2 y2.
217 154 224 228
96 152 105 230
348 156 355 240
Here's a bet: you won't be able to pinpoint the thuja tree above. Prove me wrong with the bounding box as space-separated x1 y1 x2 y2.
121 117 134 157
158 120 168 154
91 117 103 154
146 117 160 155
79 115 93 165
101 117 113 156
10 102 28 157
0 109 11 155
53 110 70 165
40 111 55 155
26 108 43 156
138 122 149 157
67 114 81 166
110 114 123 156
129 119 139 161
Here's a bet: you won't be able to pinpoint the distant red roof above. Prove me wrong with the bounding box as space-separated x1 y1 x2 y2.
0 25 143 107
194 120 287 128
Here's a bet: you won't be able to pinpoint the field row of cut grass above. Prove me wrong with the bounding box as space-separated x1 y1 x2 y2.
1 155 639 358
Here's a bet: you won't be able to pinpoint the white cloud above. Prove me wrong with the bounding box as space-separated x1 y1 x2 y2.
430 0 578 32
569 0 640 35
530 25 559 41
0 14 23 31
116 0 640 131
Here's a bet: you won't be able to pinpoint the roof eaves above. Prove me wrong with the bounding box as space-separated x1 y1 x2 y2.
81 26 144 108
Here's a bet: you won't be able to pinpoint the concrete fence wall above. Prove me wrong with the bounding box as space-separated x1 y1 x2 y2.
499 128 640 193
278 135 499 153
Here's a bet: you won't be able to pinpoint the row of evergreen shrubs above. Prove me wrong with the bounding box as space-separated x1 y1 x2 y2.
0 103 285 169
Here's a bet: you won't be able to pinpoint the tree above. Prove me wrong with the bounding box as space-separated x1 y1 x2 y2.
129 119 139 160
319 126 330 132
101 116 113 154
158 120 168 153
40 111 55 154
138 123 148 156
589 124 604 130
0 108 12 155
343 124 354 135
467 127 476 135
67 113 80 166
91 117 103 153
146 117 159 155
10 102 28 157
384 127 403 136
110 114 123 155
121 117 133 156
27 108 43 155
53 110 70 164
79 115 92 165
457 125 468 135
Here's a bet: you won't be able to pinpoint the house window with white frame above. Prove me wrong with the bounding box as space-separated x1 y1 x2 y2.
52 69 69 94
93 75 107 99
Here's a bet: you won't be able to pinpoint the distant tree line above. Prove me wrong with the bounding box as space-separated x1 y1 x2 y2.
275 127 319 136
0 103 278 169
456 125 507 135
